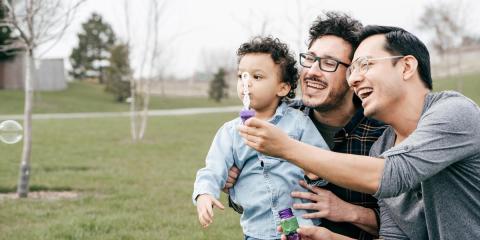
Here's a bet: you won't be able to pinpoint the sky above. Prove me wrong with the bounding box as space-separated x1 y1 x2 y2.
37 0 480 79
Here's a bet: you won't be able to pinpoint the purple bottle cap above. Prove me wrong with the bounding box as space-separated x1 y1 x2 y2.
240 109 255 123
278 208 294 219
286 233 300 240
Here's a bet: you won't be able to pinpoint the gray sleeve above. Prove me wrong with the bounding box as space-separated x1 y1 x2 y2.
378 200 409 239
375 97 480 198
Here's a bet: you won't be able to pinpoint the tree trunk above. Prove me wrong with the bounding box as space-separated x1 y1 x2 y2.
17 48 34 198
139 81 151 139
129 78 138 141
456 52 463 93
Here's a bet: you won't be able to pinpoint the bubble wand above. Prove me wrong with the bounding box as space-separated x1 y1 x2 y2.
239 72 255 123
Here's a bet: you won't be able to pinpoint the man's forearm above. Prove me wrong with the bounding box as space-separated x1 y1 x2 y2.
283 139 384 194
350 206 379 237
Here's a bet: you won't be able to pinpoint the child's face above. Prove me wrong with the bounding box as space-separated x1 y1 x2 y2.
237 53 290 112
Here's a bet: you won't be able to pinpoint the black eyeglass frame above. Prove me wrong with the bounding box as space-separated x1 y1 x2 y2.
299 53 350 72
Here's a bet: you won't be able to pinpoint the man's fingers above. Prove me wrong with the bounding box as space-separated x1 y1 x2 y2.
227 172 238 181
237 125 257 137
299 180 324 194
226 175 236 185
239 131 257 143
212 198 225 210
230 166 240 175
244 117 264 128
297 226 317 236
302 211 327 219
293 202 319 211
291 191 321 202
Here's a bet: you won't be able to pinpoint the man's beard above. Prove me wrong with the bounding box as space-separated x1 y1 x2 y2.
309 84 350 113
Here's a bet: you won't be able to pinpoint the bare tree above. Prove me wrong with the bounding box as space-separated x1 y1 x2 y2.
8 0 85 198
124 0 190 141
123 0 138 140
283 0 318 55
231 8 273 37
199 47 236 75
419 0 472 91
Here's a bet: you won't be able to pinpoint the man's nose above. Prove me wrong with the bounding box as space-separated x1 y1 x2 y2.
347 71 363 88
305 61 324 77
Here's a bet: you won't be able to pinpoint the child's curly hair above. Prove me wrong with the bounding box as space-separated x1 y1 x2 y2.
237 36 298 99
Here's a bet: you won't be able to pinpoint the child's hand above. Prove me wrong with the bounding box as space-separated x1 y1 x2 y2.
196 194 225 228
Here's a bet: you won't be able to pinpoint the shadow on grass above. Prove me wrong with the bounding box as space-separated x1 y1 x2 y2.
41 165 95 172
0 185 73 193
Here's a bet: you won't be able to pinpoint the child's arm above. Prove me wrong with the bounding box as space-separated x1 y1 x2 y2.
196 194 225 228
192 123 236 206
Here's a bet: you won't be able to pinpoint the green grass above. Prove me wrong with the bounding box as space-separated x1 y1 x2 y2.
0 81 240 115
433 72 480 104
0 113 243 240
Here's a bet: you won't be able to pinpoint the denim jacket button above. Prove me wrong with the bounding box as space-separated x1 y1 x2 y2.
260 161 264 167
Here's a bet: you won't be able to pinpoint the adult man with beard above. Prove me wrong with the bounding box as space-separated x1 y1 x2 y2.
225 12 386 239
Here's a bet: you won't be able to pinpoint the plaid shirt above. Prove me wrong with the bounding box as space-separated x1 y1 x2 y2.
293 100 387 240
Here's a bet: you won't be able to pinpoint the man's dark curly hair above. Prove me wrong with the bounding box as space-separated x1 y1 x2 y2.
237 36 298 99
308 11 363 60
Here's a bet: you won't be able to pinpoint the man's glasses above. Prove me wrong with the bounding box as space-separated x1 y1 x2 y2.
346 55 404 80
299 53 350 72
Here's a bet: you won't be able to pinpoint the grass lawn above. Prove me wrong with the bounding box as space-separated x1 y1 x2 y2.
0 112 243 240
433 72 480 104
0 81 240 115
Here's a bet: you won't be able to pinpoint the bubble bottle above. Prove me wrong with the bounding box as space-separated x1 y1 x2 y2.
278 208 301 240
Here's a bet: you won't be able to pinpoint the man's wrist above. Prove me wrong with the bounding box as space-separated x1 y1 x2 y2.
282 138 299 161
345 203 361 223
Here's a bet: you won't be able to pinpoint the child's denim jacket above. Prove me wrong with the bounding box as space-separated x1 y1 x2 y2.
193 102 328 239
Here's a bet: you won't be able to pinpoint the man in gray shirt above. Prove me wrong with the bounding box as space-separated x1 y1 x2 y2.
238 25 480 239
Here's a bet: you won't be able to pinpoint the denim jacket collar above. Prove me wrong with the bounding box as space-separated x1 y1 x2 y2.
267 102 288 124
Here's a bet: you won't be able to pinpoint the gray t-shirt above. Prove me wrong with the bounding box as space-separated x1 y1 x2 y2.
370 91 480 239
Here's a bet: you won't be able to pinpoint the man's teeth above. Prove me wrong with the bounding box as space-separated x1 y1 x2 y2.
357 88 373 99
306 80 326 89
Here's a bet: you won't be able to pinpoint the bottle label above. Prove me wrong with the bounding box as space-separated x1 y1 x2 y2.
281 217 299 234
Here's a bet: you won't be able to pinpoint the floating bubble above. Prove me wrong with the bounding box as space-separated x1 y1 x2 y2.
0 120 23 144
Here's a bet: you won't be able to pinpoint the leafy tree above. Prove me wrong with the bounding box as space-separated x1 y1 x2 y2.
70 12 116 83
0 0 22 60
105 43 131 102
208 68 229 102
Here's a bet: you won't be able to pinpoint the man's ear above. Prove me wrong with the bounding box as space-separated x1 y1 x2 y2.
402 55 418 81
277 82 291 97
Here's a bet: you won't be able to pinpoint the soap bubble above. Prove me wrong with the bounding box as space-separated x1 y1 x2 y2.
0 120 23 144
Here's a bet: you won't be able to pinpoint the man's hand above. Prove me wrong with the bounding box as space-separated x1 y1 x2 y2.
222 166 240 193
277 225 334 240
196 194 225 228
237 117 293 158
292 180 356 223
